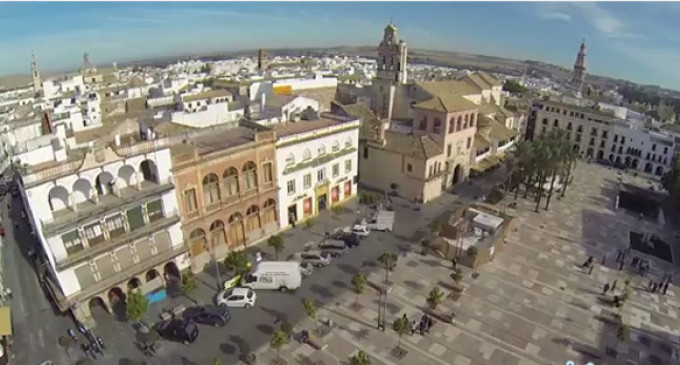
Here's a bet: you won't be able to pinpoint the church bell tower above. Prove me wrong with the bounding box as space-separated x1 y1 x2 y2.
371 22 408 120
31 51 42 95
571 39 587 95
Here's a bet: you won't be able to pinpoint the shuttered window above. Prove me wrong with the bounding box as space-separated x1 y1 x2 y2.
62 230 84 254
126 206 145 231
146 199 163 223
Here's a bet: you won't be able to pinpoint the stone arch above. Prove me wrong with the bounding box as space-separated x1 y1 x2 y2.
625 156 631 166
108 287 126 303
48 185 69 211
586 148 594 158
655 166 664 176
615 156 621 165
242 161 258 190
163 261 181 281
608 154 614 161
631 159 639 169
127 277 142 292
209 220 226 247
245 205 261 232
202 173 221 205
145 269 160 282
188 228 207 256
95 170 115 196
573 144 579 152
108 286 127 319
452 164 463 185
88 296 109 318
263 198 277 225
72 178 92 204
228 213 245 247
140 159 159 183
644 162 653 173
223 167 240 196
117 164 136 187
285 153 295 166
596 150 604 160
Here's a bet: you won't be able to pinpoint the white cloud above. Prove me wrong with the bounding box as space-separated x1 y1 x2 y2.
538 10 572 22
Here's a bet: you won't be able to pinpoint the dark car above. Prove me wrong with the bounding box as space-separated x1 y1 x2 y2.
184 305 231 327
155 319 199 345
318 240 348 257
331 231 361 248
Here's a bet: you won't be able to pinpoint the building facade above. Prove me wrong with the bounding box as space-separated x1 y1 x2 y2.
170 124 279 272
21 136 187 324
272 113 360 227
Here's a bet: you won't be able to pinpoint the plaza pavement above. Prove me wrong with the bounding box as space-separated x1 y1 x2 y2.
254 162 680 365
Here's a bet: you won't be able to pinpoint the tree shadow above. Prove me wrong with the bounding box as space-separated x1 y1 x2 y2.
331 280 348 289
256 324 274 335
310 284 334 298
219 342 236 355
336 263 359 275
403 280 424 291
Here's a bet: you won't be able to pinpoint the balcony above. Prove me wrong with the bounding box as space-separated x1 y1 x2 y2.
47 243 188 311
43 178 175 236
283 147 357 175
55 210 181 270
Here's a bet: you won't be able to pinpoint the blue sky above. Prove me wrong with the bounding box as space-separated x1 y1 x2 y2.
1 2 679 89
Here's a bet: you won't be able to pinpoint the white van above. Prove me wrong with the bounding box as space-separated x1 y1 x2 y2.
364 210 395 232
241 261 302 292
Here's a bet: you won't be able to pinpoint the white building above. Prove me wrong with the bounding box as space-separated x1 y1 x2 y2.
170 90 243 128
20 131 188 324
270 112 360 226
611 125 674 176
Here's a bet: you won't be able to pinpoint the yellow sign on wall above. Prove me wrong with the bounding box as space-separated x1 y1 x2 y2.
273 85 292 95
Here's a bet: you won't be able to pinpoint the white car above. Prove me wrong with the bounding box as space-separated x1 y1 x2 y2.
216 287 257 308
351 224 370 238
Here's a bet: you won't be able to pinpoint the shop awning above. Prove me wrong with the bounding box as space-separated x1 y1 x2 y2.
0 307 11 336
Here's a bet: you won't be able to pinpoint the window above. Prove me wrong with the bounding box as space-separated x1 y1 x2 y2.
448 118 454 133
286 180 296 195
457 117 462 131
406 163 412 172
317 145 326 156
664 146 668 154
146 199 164 223
591 128 597 136
469 114 475 128
243 162 258 190
62 230 84 254
345 159 352 173
577 125 583 133
599 141 605 148
363 147 369 159
466 137 471 149
433 118 442 133
553 119 559 127
84 222 104 245
223 168 239 196
332 164 340 177
184 188 197 213
126 206 145 230
614 135 618 143
542 118 548 125
303 174 312 189
602 131 608 139
105 213 126 238
302 149 312 161
332 140 340 152
285 153 295 166
317 168 326 182
419 118 427 131
652 144 657 151
447 144 452 157
567 123 572 130
463 115 469 129
262 163 273 184
345 137 352 148
202 174 221 205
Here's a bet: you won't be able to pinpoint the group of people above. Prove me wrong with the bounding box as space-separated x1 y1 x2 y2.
648 274 672 295
631 257 650 276
406 313 436 336
581 256 596 275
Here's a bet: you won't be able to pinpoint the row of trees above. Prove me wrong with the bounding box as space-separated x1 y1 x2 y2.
505 129 578 212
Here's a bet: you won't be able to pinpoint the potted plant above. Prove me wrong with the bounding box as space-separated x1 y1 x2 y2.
427 287 444 310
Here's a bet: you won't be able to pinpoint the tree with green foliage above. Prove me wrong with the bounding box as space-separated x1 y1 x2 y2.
427 287 444 309
350 350 372 365
280 322 293 337
224 251 250 276
213 358 224 365
392 316 409 352
126 289 149 322
452 268 464 283
270 329 289 362
181 272 198 303
301 297 318 327
377 252 398 284
503 79 527 94
351 272 367 304
267 235 285 260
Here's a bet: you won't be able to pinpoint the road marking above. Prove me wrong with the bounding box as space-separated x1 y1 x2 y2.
37 328 45 349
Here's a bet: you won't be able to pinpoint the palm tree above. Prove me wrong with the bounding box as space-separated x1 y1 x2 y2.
532 140 551 212
559 146 578 198
544 130 569 210
511 140 532 200
224 251 250 276
427 287 444 309
391 316 409 353
267 235 284 260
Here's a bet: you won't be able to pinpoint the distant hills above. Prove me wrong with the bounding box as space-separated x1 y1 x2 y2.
1 46 677 98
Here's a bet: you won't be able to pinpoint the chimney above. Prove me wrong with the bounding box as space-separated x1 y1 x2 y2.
114 134 121 146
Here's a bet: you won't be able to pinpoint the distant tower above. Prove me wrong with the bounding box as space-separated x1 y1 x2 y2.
571 39 586 94
371 22 408 120
30 51 42 94
257 49 266 72
81 51 95 73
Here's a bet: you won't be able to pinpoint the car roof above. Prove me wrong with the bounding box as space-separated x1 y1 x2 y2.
231 287 250 296
301 250 324 255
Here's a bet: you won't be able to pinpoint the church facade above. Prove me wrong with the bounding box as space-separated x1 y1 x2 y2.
353 23 518 203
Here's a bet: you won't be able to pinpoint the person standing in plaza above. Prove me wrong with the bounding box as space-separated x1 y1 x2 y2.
602 282 610 294
611 280 617 293
662 282 670 295
588 263 595 275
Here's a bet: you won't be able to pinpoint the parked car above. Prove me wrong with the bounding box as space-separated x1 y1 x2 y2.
330 231 361 248
216 287 257 308
318 240 349 257
351 224 370 238
155 319 199 345
300 262 314 277
184 305 231 327
291 251 332 267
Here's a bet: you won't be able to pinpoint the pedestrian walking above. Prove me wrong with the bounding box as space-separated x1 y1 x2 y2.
601 254 606 265
618 261 624 271
652 283 658 293
616 250 621 262
411 320 418 335
663 282 670 295
611 280 617 292
602 283 610 294
451 258 457 270
418 319 425 335
588 264 595 275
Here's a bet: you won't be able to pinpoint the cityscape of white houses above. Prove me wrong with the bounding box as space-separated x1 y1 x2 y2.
20 135 187 323
269 110 360 227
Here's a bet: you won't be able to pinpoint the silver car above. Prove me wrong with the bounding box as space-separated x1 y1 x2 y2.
291 251 332 267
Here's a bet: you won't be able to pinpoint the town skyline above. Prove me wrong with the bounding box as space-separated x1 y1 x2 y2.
1 2 679 89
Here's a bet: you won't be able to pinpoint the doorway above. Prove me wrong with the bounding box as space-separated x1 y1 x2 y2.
287 204 297 225
317 194 327 212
